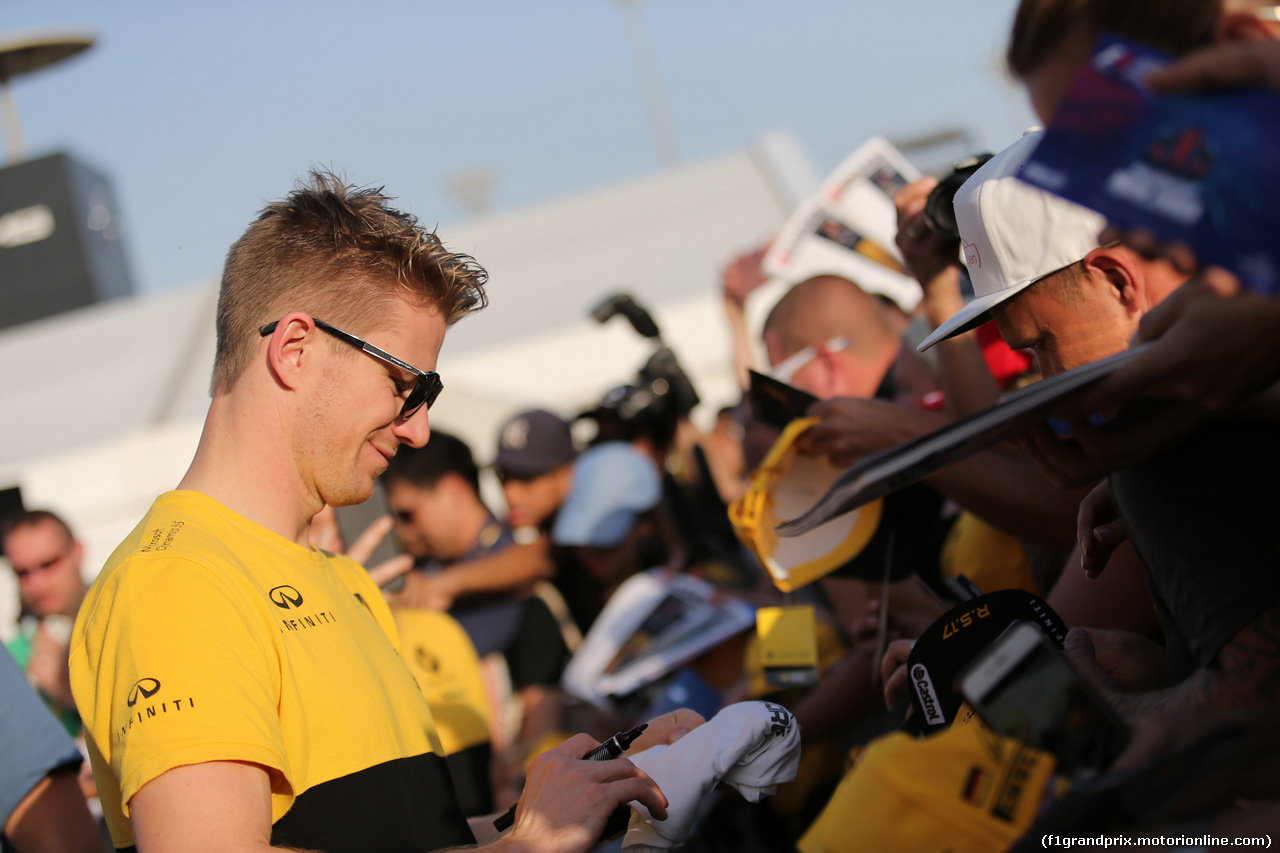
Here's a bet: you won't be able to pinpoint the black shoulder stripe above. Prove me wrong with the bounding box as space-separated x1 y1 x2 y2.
445 741 494 818
271 752 474 852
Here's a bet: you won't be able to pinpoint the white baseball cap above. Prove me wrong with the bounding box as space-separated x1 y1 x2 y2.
917 130 1108 352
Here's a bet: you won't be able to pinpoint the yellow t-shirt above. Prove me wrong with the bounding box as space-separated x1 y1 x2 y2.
940 512 1040 596
798 716 1055 853
394 608 491 756
395 608 495 817
70 490 473 852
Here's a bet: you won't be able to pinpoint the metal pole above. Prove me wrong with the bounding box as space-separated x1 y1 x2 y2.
618 0 680 167
0 77 26 163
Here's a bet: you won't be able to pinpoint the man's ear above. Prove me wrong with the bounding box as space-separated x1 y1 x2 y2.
1217 8 1276 44
1082 246 1145 316
264 313 319 390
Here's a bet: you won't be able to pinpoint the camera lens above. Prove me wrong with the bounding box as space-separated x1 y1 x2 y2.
922 153 993 242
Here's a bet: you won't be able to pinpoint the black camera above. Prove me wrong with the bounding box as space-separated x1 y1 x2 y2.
923 153 993 241
588 293 700 430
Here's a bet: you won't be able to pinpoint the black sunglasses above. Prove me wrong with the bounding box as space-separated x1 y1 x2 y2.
259 317 443 420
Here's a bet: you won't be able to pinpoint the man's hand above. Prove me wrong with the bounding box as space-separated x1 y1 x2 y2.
1076 480 1128 580
307 504 344 553
1016 401 1209 487
1061 627 1126 707
27 624 75 711
800 397 930 468
309 510 415 591
1068 627 1171 694
1148 37 1280 94
394 570 458 611
505 734 668 853
366 554 415 590
849 579 946 649
880 638 916 710
341 515 393 565
1062 626 1173 724
346 516 415 591
894 177 958 289
629 709 705 754
721 245 770 307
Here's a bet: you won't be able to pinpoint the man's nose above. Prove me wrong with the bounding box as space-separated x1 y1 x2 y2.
393 409 431 449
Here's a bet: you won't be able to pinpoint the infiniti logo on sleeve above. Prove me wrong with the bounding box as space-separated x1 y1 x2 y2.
117 677 197 743
127 678 161 707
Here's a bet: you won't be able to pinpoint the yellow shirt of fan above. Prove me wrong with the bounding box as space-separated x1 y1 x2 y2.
394 608 491 755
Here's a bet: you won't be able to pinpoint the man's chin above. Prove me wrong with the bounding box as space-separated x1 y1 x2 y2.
325 479 377 509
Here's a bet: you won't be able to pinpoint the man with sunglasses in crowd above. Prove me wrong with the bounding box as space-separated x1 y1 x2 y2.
68 171 671 853
5 510 90 738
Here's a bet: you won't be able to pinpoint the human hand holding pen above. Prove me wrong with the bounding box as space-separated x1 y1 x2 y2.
490 730 667 853
494 725 649 832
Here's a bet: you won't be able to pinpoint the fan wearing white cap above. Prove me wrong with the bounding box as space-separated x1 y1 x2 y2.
917 130 1186 379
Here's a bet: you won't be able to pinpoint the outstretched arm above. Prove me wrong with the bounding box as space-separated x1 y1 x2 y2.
397 540 555 610
4 766 100 853
721 245 771 392
1068 268 1280 418
894 176 1001 419
802 397 1086 551
129 738 669 853
1066 602 1280 721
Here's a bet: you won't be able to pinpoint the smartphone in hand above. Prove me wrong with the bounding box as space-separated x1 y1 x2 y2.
958 621 1130 777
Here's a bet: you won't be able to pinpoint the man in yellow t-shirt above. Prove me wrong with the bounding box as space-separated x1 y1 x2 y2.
76 490 471 850
69 171 669 853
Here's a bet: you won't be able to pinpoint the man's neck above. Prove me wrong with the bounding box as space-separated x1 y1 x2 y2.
178 391 320 547
61 585 88 620
443 498 496 563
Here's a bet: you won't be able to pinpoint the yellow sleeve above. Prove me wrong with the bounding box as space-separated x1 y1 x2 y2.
71 556 289 820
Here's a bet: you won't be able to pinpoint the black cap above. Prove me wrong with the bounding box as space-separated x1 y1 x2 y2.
905 589 1069 736
494 409 577 479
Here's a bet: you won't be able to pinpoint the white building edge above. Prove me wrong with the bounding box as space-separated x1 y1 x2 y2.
0 132 819 630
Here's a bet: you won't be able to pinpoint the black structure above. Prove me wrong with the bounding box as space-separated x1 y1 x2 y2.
0 151 132 331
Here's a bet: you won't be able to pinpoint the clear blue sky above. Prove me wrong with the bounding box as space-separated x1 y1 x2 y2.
6 0 1035 294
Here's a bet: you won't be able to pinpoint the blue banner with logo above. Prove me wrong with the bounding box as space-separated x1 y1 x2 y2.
1019 34 1280 296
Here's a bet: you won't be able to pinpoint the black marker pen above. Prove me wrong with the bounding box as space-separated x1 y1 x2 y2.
493 723 648 832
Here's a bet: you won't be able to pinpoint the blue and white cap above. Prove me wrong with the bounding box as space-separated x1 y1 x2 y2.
552 442 661 548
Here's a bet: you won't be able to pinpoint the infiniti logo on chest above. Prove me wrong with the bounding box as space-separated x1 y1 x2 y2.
269 585 304 609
